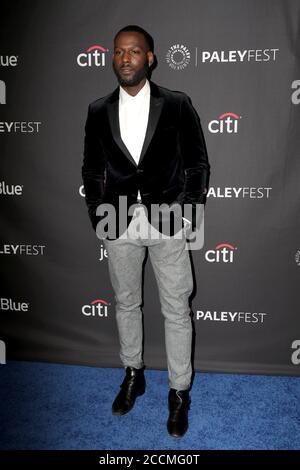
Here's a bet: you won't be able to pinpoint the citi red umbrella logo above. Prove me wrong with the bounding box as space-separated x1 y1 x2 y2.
77 45 108 67
208 112 241 133
205 243 237 263
82 299 110 317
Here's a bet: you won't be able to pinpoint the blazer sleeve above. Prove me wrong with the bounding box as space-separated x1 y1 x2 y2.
176 93 210 230
81 104 106 231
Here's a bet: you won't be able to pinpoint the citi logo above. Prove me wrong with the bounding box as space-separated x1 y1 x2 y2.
77 45 107 67
208 112 241 133
0 297 29 312
205 243 237 263
82 299 110 317
166 44 191 70
0 181 23 195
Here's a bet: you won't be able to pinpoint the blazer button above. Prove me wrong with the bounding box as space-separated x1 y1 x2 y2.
136 169 144 174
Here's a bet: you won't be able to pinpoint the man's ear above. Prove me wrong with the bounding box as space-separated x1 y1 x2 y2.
147 51 155 67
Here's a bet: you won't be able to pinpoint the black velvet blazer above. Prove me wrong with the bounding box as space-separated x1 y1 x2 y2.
82 79 210 237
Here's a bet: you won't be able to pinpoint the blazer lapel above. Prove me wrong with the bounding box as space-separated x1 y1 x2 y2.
106 79 164 167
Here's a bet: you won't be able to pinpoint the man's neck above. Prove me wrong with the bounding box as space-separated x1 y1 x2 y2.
121 78 147 97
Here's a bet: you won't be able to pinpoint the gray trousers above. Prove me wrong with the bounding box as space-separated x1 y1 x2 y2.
103 206 193 390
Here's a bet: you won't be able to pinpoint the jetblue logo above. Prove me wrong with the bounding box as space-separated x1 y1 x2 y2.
0 55 18 67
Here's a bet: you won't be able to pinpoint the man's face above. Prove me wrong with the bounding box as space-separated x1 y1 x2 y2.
112 31 153 87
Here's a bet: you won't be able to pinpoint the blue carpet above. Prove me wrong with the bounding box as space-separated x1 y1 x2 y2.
0 361 299 450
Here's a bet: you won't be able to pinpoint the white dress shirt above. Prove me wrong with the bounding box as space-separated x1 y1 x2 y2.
119 78 150 202
118 78 191 229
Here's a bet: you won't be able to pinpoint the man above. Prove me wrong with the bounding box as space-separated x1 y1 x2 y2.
82 25 210 438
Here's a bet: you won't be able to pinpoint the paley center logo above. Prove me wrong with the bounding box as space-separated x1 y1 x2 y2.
82 299 110 317
201 48 279 63
207 186 272 199
0 244 46 255
196 309 267 324
77 45 108 67
166 46 279 69
0 122 42 133
205 243 237 263
82 185 273 201
208 112 241 134
166 44 191 70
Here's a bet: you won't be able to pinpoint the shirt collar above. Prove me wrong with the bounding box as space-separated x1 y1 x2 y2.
119 78 150 105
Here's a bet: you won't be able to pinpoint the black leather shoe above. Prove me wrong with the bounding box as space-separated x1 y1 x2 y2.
112 366 146 416
167 388 190 438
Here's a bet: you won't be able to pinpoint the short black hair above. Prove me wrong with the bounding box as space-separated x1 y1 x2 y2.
114 25 154 53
